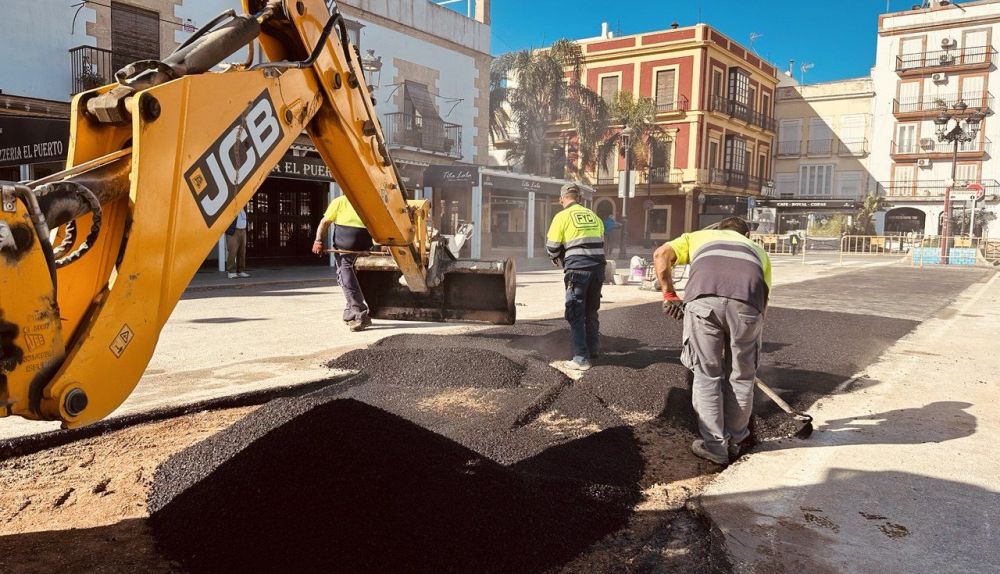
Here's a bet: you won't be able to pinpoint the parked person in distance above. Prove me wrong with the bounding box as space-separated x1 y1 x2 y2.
225 207 250 279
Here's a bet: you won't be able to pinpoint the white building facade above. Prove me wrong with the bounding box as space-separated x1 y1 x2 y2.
767 77 875 234
871 0 1000 238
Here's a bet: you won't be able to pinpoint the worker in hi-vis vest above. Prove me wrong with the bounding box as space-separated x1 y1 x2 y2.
545 183 607 372
313 195 374 332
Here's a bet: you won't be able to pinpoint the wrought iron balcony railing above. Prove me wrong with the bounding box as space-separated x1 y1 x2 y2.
777 140 801 157
879 179 1000 197
648 166 670 183
382 113 462 158
893 92 993 116
895 46 995 73
891 137 991 156
655 94 689 113
709 168 764 192
709 95 775 131
70 45 114 95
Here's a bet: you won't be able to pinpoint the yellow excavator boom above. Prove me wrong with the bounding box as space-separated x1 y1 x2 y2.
0 0 515 427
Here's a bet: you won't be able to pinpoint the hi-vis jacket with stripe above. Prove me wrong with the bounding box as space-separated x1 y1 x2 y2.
666 229 772 312
545 202 607 270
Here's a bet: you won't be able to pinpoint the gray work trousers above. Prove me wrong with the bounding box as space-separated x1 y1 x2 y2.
333 225 373 322
681 296 764 460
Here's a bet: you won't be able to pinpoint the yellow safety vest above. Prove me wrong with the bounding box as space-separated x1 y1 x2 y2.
323 195 365 228
545 202 606 268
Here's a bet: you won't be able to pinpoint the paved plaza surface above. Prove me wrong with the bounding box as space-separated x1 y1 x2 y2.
0 261 995 573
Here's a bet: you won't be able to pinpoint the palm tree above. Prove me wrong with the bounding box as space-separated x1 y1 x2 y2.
595 91 671 180
490 40 607 176
853 191 892 235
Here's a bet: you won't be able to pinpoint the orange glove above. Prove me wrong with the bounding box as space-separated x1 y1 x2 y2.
662 291 684 320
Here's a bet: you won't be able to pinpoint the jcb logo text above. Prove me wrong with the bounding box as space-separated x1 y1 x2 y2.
185 91 283 226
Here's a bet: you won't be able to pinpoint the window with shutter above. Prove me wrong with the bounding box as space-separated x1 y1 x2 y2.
895 123 917 154
893 165 916 196
728 68 749 106
808 118 833 155
839 114 866 154
600 76 619 103
778 119 801 155
111 2 160 73
655 70 675 111
837 171 863 198
955 163 979 184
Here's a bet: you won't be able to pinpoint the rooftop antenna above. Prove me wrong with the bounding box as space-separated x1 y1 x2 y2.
749 32 763 55
800 62 815 84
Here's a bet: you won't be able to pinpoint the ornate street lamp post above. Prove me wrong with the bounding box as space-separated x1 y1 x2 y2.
360 49 383 92
619 126 634 258
933 100 983 256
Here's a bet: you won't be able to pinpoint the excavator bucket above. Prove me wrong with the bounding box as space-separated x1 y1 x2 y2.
355 257 517 325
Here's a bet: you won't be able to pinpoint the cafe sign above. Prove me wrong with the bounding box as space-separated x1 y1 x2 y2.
0 116 70 168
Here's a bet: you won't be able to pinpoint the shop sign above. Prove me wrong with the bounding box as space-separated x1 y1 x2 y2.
270 155 334 181
760 200 858 209
0 116 70 168
426 165 478 185
483 173 564 196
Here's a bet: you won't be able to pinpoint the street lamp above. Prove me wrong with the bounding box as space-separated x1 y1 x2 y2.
619 126 634 258
360 49 383 92
933 102 983 255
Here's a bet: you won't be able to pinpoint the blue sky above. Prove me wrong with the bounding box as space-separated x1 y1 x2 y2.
440 1 954 84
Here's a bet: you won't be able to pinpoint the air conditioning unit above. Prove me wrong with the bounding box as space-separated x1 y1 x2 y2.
939 53 956 65
931 72 948 83
917 158 932 168
941 37 958 49
919 137 936 149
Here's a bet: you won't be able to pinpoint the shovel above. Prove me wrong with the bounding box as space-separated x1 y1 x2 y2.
754 377 814 439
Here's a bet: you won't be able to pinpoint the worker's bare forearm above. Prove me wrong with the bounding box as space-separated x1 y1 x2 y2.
653 243 677 294
314 219 332 243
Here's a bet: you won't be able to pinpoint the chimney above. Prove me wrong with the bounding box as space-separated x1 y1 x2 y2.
787 59 795 76
671 21 679 29
474 0 490 25
601 22 609 38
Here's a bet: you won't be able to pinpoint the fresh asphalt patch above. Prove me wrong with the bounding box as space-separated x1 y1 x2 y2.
147 265 991 573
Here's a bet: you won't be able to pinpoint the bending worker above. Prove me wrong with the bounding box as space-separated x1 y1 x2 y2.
312 194 373 332
653 217 772 465
545 183 606 371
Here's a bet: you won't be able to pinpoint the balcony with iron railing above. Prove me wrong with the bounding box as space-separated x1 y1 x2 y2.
709 168 764 192
890 137 991 159
895 45 995 74
777 140 801 157
879 179 1000 198
382 113 462 159
655 94 689 114
648 166 669 183
709 94 776 132
893 92 993 117
594 166 672 186
70 45 114 95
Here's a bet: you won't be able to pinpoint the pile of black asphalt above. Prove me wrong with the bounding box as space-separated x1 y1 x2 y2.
147 265 990 574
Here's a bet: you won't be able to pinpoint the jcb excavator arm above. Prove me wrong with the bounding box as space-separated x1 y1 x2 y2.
0 0 514 428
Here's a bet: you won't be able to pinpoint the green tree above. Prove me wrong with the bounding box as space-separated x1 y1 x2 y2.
853 192 892 235
490 40 607 176
595 91 671 176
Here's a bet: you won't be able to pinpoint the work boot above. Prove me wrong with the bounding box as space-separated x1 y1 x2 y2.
690 439 729 465
238 272 251 278
227 272 237 279
350 316 372 332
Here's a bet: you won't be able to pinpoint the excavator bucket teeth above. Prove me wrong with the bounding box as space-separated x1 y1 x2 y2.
355 258 516 325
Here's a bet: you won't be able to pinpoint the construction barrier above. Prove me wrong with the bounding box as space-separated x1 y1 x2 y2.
838 235 994 266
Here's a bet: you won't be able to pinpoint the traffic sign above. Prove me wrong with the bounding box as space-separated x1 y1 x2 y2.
967 182 986 201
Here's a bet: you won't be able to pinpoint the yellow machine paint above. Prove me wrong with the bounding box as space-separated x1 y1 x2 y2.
0 0 515 427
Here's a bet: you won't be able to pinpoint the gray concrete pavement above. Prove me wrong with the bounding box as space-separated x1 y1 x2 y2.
699 271 1000 574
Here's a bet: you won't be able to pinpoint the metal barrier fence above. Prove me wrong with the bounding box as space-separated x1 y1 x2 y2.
840 234 997 266
748 233 998 267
